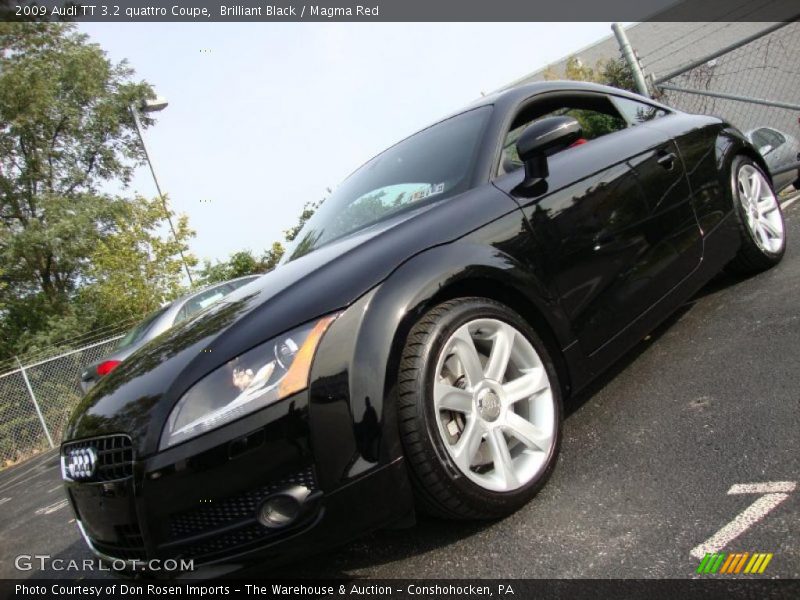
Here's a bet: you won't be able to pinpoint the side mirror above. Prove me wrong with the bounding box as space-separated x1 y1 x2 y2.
516 116 582 185
759 143 774 156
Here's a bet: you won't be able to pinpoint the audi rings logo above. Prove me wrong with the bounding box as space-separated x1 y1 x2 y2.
63 447 98 480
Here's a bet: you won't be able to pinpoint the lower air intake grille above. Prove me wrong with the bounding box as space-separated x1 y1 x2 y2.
168 466 316 540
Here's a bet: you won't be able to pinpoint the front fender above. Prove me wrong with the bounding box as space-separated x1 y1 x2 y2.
307 238 575 496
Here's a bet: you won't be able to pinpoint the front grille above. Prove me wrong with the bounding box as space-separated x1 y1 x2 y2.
63 435 133 482
91 524 146 561
168 466 316 540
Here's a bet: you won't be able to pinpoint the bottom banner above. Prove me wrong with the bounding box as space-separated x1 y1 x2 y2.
2 579 799 600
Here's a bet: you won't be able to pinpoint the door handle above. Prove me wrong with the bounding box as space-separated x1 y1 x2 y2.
657 151 676 170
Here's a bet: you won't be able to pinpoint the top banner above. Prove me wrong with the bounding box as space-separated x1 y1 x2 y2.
2 0 799 22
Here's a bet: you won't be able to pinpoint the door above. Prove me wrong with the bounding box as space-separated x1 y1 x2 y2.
493 92 702 355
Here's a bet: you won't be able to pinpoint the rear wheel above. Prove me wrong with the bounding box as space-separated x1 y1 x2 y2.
727 156 786 274
397 298 562 520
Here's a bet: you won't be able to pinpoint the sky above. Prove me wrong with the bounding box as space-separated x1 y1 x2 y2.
78 23 623 265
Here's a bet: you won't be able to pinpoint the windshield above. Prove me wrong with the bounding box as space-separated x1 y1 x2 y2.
285 106 492 261
115 305 169 350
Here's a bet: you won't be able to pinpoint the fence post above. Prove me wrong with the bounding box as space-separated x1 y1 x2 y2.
612 22 650 98
15 356 55 449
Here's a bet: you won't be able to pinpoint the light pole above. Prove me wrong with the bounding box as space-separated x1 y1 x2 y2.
130 97 194 285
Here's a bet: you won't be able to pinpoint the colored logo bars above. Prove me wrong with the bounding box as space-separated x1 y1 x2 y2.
696 552 773 574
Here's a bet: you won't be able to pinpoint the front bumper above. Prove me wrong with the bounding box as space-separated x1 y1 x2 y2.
62 390 410 572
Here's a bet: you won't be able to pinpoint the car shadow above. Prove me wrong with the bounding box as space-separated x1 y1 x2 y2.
685 269 746 302
241 515 494 578
566 268 747 416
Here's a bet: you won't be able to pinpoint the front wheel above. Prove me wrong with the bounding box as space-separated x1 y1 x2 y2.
397 298 562 520
727 156 786 274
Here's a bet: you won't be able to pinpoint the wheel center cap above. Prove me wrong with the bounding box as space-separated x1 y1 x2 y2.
476 389 502 422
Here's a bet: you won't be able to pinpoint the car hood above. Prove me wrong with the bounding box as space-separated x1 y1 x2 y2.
63 185 519 456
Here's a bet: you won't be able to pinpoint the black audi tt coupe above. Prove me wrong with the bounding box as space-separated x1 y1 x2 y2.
61 81 785 572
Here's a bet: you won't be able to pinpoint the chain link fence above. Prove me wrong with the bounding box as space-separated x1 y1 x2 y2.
650 21 800 189
0 335 123 467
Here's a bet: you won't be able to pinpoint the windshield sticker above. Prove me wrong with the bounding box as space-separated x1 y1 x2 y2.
411 182 446 202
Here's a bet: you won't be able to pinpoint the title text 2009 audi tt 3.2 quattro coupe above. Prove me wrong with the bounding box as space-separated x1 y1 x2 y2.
61 81 785 572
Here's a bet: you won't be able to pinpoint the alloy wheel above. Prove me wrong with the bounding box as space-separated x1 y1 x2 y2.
433 318 556 492
737 164 784 254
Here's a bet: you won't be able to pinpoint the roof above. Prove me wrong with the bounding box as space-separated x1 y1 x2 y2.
458 79 667 117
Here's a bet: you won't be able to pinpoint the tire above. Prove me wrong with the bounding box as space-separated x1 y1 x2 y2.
397 298 562 520
727 155 786 275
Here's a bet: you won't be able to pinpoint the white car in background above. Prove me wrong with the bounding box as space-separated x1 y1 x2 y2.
746 126 800 192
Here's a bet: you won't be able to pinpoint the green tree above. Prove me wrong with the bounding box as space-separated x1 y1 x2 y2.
198 193 324 287
600 57 636 92
196 242 285 286
540 56 635 140
284 198 324 243
544 55 636 93
10 195 196 356
78 195 196 325
260 241 285 270
564 56 597 82
0 23 165 357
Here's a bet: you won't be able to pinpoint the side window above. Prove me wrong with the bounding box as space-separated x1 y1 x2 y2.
612 96 667 125
764 128 785 147
499 94 628 176
751 129 771 152
173 284 233 324
753 128 784 154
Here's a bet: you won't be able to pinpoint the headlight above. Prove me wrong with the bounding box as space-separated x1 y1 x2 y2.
160 314 338 449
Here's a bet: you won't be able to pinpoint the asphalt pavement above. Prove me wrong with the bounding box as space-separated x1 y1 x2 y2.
2 198 799 580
